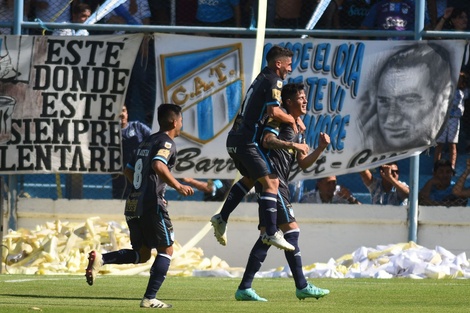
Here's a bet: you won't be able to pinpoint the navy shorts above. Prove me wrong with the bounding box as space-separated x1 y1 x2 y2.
226 133 273 180
126 203 174 249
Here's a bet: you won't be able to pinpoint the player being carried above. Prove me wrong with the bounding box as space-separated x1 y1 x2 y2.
211 45 306 250
235 82 331 301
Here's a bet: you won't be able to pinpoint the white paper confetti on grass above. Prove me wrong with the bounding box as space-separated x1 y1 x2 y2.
2 219 470 279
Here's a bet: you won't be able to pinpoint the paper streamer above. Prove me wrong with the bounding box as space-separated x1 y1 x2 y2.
301 0 332 38
75 0 126 36
251 0 268 81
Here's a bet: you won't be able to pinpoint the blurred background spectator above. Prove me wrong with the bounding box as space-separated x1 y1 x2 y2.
434 6 468 31
112 105 151 200
335 0 377 30
419 159 467 206
182 178 232 201
195 0 241 36
53 2 91 36
359 163 409 206
30 0 76 34
106 0 151 33
274 0 303 29
300 176 361 204
360 0 417 39
0 0 31 35
434 71 468 169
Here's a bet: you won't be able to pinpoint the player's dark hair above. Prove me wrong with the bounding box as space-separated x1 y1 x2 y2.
433 159 455 175
158 103 182 130
266 45 294 63
281 82 305 104
72 3 91 15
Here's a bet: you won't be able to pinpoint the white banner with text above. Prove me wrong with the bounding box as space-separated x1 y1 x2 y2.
153 33 465 181
0 34 143 174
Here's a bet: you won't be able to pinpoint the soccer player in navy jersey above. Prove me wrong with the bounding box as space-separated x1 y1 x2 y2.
235 82 330 301
211 45 306 251
85 103 194 309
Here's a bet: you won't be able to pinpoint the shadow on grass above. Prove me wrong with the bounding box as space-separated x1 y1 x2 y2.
0 293 142 301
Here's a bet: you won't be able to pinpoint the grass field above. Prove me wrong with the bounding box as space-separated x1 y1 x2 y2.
1 275 469 312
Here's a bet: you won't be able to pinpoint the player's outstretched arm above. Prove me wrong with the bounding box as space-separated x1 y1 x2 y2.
153 160 194 197
297 132 330 169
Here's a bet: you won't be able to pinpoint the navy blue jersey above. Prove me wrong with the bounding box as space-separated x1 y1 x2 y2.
124 132 177 217
236 66 283 143
262 114 303 188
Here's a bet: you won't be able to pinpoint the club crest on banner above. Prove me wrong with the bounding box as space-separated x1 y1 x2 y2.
160 44 243 144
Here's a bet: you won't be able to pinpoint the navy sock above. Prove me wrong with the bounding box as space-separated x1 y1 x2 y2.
259 192 277 235
283 230 307 289
144 253 171 299
239 237 270 290
102 249 139 265
220 180 249 222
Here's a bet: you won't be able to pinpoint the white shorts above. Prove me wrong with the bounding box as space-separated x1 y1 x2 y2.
437 117 460 144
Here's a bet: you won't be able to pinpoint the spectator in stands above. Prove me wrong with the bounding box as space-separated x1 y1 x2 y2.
106 0 151 33
195 0 241 36
300 175 361 204
80 0 101 12
314 0 340 29
30 0 76 34
53 3 91 36
452 158 470 199
335 0 378 30
0 0 30 34
181 178 232 201
434 6 468 31
274 0 303 29
446 0 470 30
419 159 467 206
360 0 416 39
427 0 448 28
359 162 409 205
434 71 468 169
112 105 152 200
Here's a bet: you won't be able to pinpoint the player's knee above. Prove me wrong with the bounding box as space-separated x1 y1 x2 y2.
139 247 151 263
268 176 279 188
284 229 300 244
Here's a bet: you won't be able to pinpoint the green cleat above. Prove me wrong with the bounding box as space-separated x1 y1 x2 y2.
296 283 330 300
235 288 268 302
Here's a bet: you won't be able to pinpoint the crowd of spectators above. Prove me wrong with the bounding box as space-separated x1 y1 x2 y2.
3 1 470 35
